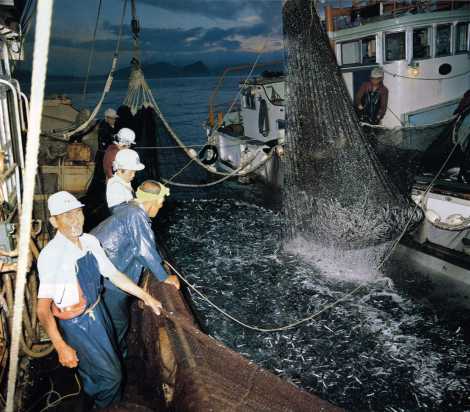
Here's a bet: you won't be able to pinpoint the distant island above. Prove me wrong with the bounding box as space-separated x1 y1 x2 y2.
15 59 284 82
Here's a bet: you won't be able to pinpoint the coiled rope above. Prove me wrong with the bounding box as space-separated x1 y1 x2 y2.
162 115 463 333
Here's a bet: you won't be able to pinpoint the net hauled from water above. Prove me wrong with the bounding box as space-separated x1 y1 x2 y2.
282 0 422 248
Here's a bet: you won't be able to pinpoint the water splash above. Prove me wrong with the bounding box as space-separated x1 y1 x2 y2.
285 236 387 282
164 198 470 412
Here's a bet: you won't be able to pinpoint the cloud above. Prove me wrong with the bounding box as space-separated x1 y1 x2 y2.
138 0 278 19
45 0 284 75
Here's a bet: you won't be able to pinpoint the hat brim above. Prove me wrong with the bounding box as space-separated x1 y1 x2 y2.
129 163 145 171
50 202 84 216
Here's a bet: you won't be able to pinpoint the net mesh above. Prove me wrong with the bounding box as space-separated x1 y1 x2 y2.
282 0 422 248
127 272 343 412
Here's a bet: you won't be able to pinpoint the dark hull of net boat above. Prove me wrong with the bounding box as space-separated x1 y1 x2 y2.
282 0 422 248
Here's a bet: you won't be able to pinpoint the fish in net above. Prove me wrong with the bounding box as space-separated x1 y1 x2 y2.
282 0 422 249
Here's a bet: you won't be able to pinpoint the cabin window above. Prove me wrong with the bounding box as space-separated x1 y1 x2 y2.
456 22 469 54
243 88 256 110
413 27 431 59
341 40 361 65
435 24 452 57
361 37 376 64
340 37 376 65
385 32 406 61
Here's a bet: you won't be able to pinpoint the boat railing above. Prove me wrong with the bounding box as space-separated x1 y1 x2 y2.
0 77 25 208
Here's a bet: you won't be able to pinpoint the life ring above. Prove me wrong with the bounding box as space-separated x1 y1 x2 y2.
198 144 219 165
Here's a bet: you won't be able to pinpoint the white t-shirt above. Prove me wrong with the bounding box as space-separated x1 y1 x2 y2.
37 232 119 308
106 174 134 208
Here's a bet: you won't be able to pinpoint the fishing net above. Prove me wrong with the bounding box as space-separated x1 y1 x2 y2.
118 63 255 202
282 0 422 248
126 272 343 412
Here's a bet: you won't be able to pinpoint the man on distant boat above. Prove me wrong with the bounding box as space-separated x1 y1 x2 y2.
36 191 163 409
106 148 144 210
103 127 137 180
92 180 179 356
355 67 389 125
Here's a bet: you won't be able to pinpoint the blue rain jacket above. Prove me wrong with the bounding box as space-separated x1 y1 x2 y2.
91 201 168 355
58 252 122 408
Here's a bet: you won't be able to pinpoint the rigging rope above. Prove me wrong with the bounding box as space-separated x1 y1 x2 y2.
5 1 53 411
162 114 463 333
44 0 128 140
122 33 276 181
162 149 275 188
81 0 102 101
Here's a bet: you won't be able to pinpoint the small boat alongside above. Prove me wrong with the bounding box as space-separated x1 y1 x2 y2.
205 1 470 188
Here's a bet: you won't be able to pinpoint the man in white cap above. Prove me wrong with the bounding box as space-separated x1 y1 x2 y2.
99 108 119 152
106 148 144 210
93 180 179 357
355 66 389 125
36 191 164 409
103 128 136 180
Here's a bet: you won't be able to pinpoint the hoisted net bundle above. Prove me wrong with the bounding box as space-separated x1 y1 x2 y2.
123 60 157 115
282 0 422 248
119 63 223 200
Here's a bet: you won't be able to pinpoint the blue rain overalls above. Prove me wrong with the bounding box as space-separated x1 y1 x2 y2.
102 286 130 357
58 252 122 408
93 202 168 358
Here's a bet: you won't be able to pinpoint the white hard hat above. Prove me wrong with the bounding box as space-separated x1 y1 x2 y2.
113 148 145 171
48 191 84 216
104 108 119 118
115 128 136 146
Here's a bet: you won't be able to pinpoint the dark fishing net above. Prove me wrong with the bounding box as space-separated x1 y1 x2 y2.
125 275 342 412
282 0 422 248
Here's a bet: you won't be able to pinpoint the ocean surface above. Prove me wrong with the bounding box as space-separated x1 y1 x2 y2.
46 76 470 411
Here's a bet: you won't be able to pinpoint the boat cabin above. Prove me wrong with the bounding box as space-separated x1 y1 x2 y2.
329 6 470 127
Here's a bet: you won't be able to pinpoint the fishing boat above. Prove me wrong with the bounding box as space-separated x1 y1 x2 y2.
205 0 470 187
0 1 344 411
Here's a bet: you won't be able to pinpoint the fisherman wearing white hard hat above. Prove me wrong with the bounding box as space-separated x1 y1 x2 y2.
103 128 136 179
106 148 145 209
355 66 389 125
36 191 163 409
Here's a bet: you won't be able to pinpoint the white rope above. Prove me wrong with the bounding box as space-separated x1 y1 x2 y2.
44 0 128 140
122 37 274 178
5 1 53 411
163 118 464 333
81 0 102 101
361 114 456 130
384 68 470 81
162 149 275 188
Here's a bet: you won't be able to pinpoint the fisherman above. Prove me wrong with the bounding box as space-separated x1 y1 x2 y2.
98 108 119 151
87 108 119 193
92 180 179 356
36 191 163 409
103 128 137 180
454 89 470 115
355 67 389 125
106 148 144 210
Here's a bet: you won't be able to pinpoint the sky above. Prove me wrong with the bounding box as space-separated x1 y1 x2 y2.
37 0 291 76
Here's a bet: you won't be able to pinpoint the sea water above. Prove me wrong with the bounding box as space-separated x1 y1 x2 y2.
47 76 470 411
